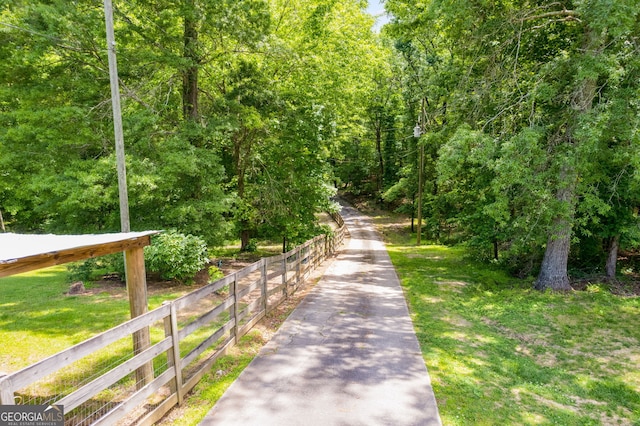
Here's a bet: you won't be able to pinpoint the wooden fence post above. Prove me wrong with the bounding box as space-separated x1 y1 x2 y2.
162 302 175 396
231 273 239 344
321 235 326 262
125 246 153 389
163 302 184 405
295 246 301 289
329 233 334 255
282 254 288 299
261 259 267 314
0 376 13 405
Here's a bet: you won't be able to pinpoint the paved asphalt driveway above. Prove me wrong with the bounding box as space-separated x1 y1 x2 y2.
200 203 442 425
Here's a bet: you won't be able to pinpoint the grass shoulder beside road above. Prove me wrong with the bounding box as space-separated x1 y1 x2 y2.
372 213 640 425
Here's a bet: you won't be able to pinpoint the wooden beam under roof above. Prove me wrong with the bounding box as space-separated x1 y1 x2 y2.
0 231 158 278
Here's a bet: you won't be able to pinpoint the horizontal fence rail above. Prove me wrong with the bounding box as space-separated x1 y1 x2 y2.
0 216 346 425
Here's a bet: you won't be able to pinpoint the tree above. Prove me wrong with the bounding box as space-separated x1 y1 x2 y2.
2 0 382 249
386 0 640 289
532 2 640 290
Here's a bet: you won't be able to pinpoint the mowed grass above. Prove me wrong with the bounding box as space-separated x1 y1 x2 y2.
382 228 640 425
0 266 196 373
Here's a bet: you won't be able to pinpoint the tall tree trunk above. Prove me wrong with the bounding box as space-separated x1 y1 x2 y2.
233 132 252 251
375 123 383 192
182 2 199 121
535 157 577 291
605 235 619 279
240 228 251 251
534 215 573 291
535 28 600 291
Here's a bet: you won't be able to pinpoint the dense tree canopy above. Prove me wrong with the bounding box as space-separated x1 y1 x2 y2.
0 0 384 248
2 0 640 290
384 0 640 289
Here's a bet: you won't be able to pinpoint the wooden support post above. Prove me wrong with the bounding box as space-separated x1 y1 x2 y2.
295 246 301 289
162 302 183 404
416 142 424 246
323 235 328 260
103 0 130 233
324 235 328 260
125 246 153 389
416 96 427 246
162 304 176 396
169 303 183 404
312 238 317 269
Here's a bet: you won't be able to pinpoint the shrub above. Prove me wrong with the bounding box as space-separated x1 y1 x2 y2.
208 265 224 281
244 238 258 253
67 258 101 283
68 254 125 282
145 231 209 283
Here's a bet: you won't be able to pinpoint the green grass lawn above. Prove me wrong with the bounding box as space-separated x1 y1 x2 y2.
0 266 129 372
0 266 197 374
384 230 640 425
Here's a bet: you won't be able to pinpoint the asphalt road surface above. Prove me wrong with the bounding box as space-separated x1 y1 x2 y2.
200 202 442 425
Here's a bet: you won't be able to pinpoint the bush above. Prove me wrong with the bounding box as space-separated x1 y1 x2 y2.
145 231 209 283
67 258 101 283
244 238 258 253
208 265 224 281
68 254 125 282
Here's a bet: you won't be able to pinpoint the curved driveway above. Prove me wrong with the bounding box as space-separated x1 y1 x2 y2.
200 203 441 425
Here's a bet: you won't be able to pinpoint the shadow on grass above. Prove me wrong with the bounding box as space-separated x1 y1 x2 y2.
388 243 640 426
0 269 130 338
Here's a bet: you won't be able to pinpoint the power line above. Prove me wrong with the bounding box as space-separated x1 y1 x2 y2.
0 21 83 51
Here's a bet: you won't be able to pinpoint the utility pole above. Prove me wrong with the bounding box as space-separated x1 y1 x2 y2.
415 97 426 246
103 0 130 233
103 0 152 389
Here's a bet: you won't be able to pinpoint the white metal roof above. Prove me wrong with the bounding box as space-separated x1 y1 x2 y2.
0 231 160 278
0 231 157 263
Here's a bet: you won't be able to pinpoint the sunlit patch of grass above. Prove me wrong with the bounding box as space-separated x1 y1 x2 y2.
0 266 198 373
381 231 640 425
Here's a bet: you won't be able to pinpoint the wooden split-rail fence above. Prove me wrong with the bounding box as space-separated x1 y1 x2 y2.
0 218 345 425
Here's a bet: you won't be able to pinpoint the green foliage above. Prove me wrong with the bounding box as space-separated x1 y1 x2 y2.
208 266 224 281
385 0 640 280
7 0 640 282
66 258 99 283
0 0 386 250
145 231 209 283
243 238 258 253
